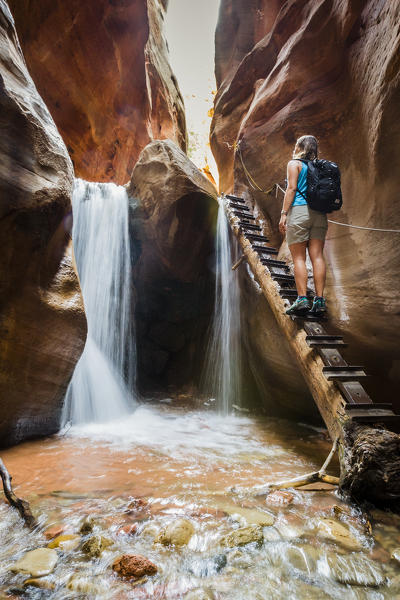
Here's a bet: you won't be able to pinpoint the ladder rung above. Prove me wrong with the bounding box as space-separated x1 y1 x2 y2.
291 314 327 322
306 335 347 349
307 340 348 348
226 194 245 203
336 381 373 404
280 289 314 298
260 258 289 269
271 274 295 283
345 402 393 411
245 233 270 242
229 202 250 211
254 247 278 256
349 415 400 433
239 223 262 231
323 366 367 381
233 211 255 220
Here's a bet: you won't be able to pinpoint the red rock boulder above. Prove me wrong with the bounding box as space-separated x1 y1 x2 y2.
112 554 157 580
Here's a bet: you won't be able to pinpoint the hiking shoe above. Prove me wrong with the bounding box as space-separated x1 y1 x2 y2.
310 296 327 314
285 296 310 315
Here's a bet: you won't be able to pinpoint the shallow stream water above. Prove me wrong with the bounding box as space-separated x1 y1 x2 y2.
1 403 399 599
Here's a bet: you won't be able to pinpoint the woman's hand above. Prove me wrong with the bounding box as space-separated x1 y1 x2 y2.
279 214 287 235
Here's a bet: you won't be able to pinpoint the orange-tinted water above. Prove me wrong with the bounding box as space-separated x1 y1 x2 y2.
1 404 399 599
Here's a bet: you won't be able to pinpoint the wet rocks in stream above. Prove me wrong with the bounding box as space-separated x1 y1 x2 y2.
188 554 227 577
184 589 216 600
11 548 58 577
156 518 195 546
325 552 386 587
81 534 113 557
391 547 400 565
221 525 264 548
47 534 81 551
316 518 363 551
112 554 158 580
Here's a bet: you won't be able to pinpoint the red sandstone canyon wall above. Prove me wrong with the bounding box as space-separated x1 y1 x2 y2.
0 1 86 446
8 0 187 184
212 0 400 408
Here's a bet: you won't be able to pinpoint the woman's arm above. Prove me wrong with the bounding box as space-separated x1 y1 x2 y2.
279 161 300 234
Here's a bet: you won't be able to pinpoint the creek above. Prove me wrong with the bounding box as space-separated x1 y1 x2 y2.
1 403 400 599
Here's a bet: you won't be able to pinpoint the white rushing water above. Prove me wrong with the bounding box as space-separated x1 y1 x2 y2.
202 197 242 413
62 179 136 425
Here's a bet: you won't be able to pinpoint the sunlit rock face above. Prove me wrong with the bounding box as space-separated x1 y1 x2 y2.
212 1 400 409
8 0 187 184
128 140 218 392
0 2 86 447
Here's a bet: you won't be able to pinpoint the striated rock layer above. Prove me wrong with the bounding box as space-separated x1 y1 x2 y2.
212 1 400 410
128 140 218 392
0 1 86 447
8 0 187 184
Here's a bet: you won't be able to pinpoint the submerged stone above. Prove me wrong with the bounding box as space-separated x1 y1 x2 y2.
184 589 216 600
81 535 113 558
43 524 67 540
11 548 58 577
221 525 264 548
317 518 363 551
325 553 385 587
79 516 97 534
392 548 400 564
225 506 274 527
67 575 108 595
112 554 158 580
24 578 55 590
188 554 227 577
48 534 80 551
157 518 195 546
266 490 294 506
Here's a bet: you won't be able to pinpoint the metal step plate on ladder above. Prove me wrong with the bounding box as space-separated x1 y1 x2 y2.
279 289 314 299
305 335 348 349
229 202 250 211
226 194 245 203
322 365 367 381
345 403 394 413
245 233 270 242
251 244 277 255
336 381 373 404
261 258 290 270
271 273 296 284
233 211 255 220
239 223 262 231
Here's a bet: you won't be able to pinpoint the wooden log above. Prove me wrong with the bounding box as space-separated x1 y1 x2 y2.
226 208 346 440
0 458 37 528
225 202 400 507
232 255 246 270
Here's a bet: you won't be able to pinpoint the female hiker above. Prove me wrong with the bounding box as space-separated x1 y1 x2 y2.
279 135 328 315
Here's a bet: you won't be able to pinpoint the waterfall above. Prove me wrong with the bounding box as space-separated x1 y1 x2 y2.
202 197 242 413
62 179 136 425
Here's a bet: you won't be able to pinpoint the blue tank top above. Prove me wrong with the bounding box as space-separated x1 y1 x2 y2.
292 162 308 206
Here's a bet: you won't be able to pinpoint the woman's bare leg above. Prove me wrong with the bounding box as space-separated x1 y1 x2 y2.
308 238 326 297
289 241 308 296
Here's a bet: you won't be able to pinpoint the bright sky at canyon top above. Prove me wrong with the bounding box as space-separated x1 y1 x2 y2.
165 0 220 180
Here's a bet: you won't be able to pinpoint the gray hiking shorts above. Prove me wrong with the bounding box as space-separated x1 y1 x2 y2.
286 205 328 246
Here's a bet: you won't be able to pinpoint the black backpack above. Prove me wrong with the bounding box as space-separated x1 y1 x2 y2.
298 159 342 213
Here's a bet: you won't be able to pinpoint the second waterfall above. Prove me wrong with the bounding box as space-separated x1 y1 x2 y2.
203 197 242 413
62 179 136 425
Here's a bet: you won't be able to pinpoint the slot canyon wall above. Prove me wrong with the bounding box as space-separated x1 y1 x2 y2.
8 0 187 183
0 0 86 446
212 0 400 410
